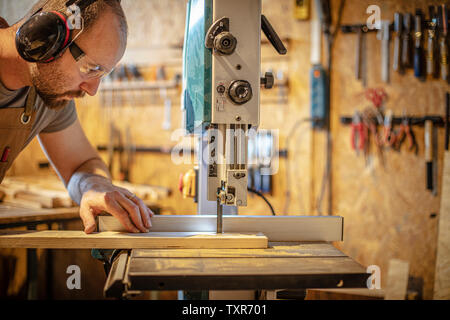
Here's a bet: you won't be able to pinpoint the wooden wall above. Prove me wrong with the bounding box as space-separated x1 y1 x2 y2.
328 0 448 300
2 0 449 299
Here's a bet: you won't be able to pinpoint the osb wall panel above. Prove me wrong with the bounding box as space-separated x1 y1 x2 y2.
3 0 449 299
330 0 448 299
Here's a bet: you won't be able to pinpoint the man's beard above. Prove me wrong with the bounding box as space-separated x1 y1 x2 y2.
30 63 85 110
34 88 85 110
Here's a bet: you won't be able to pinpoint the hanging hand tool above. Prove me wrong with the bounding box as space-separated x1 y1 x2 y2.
383 110 396 147
425 120 433 191
355 27 364 82
393 13 403 74
341 24 374 85
402 13 413 69
426 6 438 78
361 107 383 148
437 4 448 81
414 10 425 80
377 21 391 83
310 0 329 129
119 127 134 182
393 113 418 154
351 111 366 156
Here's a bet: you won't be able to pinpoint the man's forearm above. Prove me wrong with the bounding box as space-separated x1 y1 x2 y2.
67 157 112 204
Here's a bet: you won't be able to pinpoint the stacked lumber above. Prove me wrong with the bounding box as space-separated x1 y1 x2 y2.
0 176 171 209
0 176 74 209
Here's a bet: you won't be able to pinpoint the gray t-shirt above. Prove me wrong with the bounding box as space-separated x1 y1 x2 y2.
0 80 78 149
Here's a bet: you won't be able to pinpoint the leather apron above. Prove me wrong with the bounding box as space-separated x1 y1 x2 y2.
0 87 38 183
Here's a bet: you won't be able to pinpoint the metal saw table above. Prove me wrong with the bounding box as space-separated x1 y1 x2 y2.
101 216 369 299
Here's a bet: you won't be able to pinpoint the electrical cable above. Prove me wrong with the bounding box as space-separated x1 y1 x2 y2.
316 0 346 215
283 118 313 213
247 187 276 216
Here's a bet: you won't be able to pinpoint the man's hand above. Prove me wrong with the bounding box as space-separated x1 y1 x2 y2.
38 120 154 234
79 183 154 234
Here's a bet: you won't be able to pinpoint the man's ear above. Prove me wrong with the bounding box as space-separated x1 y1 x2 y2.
0 17 9 29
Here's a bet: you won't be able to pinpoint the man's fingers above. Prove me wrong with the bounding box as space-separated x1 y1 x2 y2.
129 196 152 229
104 195 140 233
115 192 148 232
122 190 154 220
79 205 97 234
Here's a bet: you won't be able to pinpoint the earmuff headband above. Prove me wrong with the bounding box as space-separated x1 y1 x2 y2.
16 0 100 63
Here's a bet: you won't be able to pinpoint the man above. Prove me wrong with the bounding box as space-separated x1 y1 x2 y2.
0 0 153 234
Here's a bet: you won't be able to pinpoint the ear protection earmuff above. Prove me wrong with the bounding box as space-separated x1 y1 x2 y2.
15 0 98 63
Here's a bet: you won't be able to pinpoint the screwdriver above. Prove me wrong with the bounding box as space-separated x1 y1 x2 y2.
414 9 425 80
438 4 448 81
393 13 403 74
402 13 413 69
426 6 438 78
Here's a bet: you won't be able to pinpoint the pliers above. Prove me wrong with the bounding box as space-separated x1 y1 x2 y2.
351 111 367 155
394 116 418 154
383 110 396 147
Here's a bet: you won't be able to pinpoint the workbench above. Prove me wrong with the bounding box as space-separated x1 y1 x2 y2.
98 215 369 299
0 212 370 300
0 204 80 300
104 242 369 299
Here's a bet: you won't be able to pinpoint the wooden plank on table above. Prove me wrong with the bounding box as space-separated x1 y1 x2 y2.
0 230 267 249
131 243 347 258
434 151 450 299
0 205 79 225
99 215 344 242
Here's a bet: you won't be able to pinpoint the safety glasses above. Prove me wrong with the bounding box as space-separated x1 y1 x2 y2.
63 18 113 79
68 41 113 79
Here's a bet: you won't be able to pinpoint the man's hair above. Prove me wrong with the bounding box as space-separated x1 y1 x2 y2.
25 0 127 40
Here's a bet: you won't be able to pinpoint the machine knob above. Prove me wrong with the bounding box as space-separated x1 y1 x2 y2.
228 80 253 105
260 72 274 89
214 32 237 55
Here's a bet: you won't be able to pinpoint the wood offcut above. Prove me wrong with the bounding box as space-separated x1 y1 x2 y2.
0 230 268 249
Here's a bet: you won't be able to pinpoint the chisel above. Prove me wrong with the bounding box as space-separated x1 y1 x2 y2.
378 20 391 83
341 24 372 84
414 10 425 80
438 4 448 81
402 13 413 69
426 6 438 78
393 12 403 73
425 120 433 191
